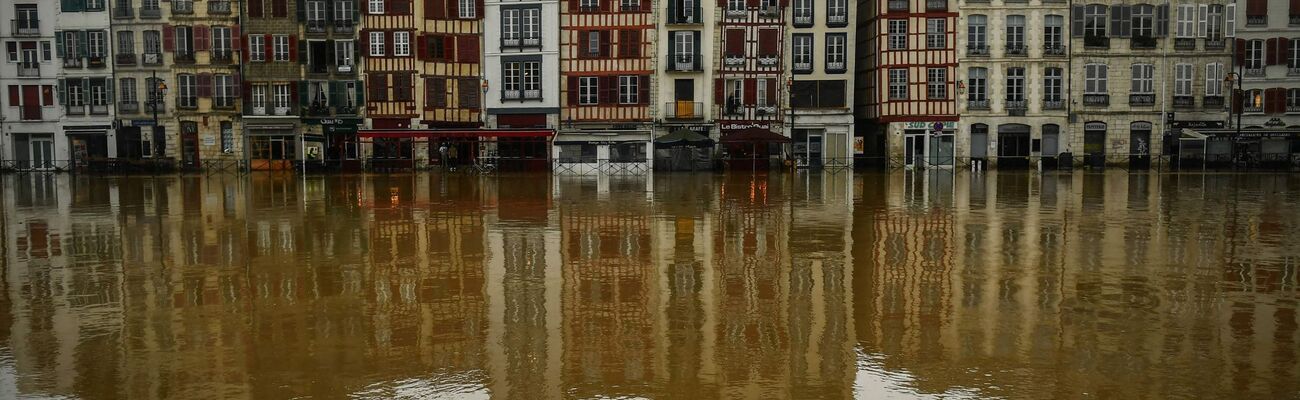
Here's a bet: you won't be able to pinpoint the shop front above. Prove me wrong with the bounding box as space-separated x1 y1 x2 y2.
552 128 652 175
1129 121 1153 169
246 123 300 171
1189 128 1300 169
359 128 554 172
720 125 789 170
654 125 714 171
64 126 112 171
306 118 363 172
901 121 954 169
1083 121 1107 168
997 124 1031 169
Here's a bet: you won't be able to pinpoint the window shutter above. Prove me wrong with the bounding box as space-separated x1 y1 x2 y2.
58 79 67 105
56 33 65 58
1072 6 1084 37
274 0 289 18
292 36 301 62
1236 38 1247 65
164 26 176 52
476 0 484 19
1246 0 1266 17
1266 38 1278 65
297 0 307 21
232 26 242 51
196 25 210 51
693 31 701 70
293 81 303 109
359 31 369 55
417 34 428 60
666 33 676 69
1293 0 1300 18
617 30 628 58
1110 6 1123 37
1226 3 1236 37
759 29 777 56
449 0 459 18
599 31 611 58
425 0 438 19
638 75 649 104
746 0 758 8
714 78 723 104
250 0 264 17
198 73 212 97
726 29 744 56
232 73 241 97
78 31 89 57
7 86 17 106
1197 5 1208 38
242 34 250 61
567 76 579 105
457 35 478 63
744 79 756 104
329 81 342 108
766 79 776 105
264 34 273 60
1155 4 1168 37
604 76 619 104
1277 38 1290 66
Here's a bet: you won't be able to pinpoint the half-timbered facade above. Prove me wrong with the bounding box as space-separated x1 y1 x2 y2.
360 0 420 168
300 0 363 171
417 0 484 169
859 0 957 168
787 0 854 169
242 0 307 170
169 0 242 170
556 0 655 174
715 0 789 169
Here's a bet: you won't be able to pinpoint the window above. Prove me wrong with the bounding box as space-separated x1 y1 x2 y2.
1205 63 1223 96
888 20 907 50
273 83 291 111
221 121 233 152
1085 5 1107 37
756 78 769 107
1006 15 1025 52
1044 68 1062 101
1245 39 1263 69
827 0 846 24
926 18 946 49
144 30 161 54
118 31 135 55
1173 64 1193 97
967 67 987 101
119 78 137 104
1245 89 1262 111
1206 5 1223 40
215 74 234 107
68 80 85 107
1290 39 1300 68
174 26 193 55
523 62 541 98
459 0 474 18
968 15 987 51
273 35 289 61
307 0 326 21
587 31 600 57
178 74 196 108
579 76 598 105
1131 64 1153 94
251 85 267 112
793 34 812 71
581 0 598 10
393 31 410 56
393 73 412 101
369 31 385 56
673 31 694 63
1085 64 1107 94
503 62 519 98
336 40 354 66
889 68 908 100
523 9 540 41
927 68 946 99
212 27 231 57
794 0 812 24
1002 68 1023 103
369 0 383 13
90 81 107 106
727 0 743 12
42 42 51 61
502 9 520 43
825 34 846 72
65 32 82 59
147 77 165 107
621 0 640 12
1132 5 1154 38
250 35 266 61
1044 15 1064 50
618 75 638 104
1288 89 1300 110
725 79 742 111
503 60 542 99
1176 4 1195 38
336 0 354 22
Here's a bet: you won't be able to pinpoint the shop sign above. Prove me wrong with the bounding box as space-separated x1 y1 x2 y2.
685 125 711 134
720 122 771 131
1172 121 1225 129
248 124 297 130
1084 122 1107 131
1131 122 1153 130
903 121 955 130
130 119 156 127
853 137 865 154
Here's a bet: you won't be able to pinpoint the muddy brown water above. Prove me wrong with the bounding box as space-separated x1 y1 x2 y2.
0 171 1297 399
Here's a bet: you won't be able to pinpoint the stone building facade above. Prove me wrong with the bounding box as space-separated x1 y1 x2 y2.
301 0 363 171
788 0 855 169
1218 0 1300 166
109 0 175 166
169 0 242 170
242 0 308 170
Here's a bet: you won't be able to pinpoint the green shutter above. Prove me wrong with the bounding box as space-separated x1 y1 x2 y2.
106 79 114 102
667 34 676 69
61 0 84 12
57 79 67 105
78 31 89 58
297 39 307 64
329 81 342 107
297 0 306 21
82 79 90 103
354 80 364 105
55 32 65 58
299 81 309 109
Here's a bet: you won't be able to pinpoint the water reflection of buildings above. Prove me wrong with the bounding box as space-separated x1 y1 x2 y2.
855 171 1300 399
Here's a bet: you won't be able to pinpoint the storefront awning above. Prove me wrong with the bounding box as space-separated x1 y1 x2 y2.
1192 128 1300 138
357 129 555 139
719 127 790 143
656 128 713 146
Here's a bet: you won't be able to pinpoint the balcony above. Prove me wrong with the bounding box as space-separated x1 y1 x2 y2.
1042 99 1065 110
88 56 107 68
116 53 137 65
1005 44 1027 56
793 60 812 72
827 13 847 26
11 19 39 37
142 53 162 66
119 101 140 113
887 0 908 12
1084 35 1110 49
1292 15 1300 25
1043 44 1065 56
1005 100 1027 116
670 55 700 71
64 58 84 68
1173 96 1194 108
146 101 165 113
793 14 812 26
251 106 266 115
967 99 989 110
172 1 194 14
17 62 39 77
307 20 327 34
723 100 744 116
21 105 42 120
726 8 746 18
1288 105 1300 113
523 89 542 99
967 44 989 56
668 11 701 24
336 104 357 115
502 90 542 100
214 97 236 109
925 0 946 11
208 0 232 14
755 105 776 115
1245 15 1265 26
724 54 745 66
306 102 332 116
67 104 87 116
140 7 162 18
113 6 133 19
308 62 330 74
1244 67 1265 77
522 36 541 47
333 20 355 33
663 101 704 120
1083 94 1109 106
273 106 292 116
1129 93 1155 106
1203 95 1224 108
1130 35 1157 50
759 6 781 18
211 50 233 64
174 51 195 64
1245 103 1263 113
1174 38 1196 51
1204 39 1225 50
826 60 845 73
1289 67 1300 76
91 103 109 115
758 55 779 66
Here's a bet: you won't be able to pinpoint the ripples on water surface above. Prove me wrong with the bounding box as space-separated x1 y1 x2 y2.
0 171 1297 400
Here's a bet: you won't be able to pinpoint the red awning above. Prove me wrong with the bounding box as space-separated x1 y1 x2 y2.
358 129 555 139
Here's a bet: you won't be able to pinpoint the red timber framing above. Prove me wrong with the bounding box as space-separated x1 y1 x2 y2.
420 0 484 128
560 0 654 122
358 128 554 170
715 0 787 130
363 0 420 120
864 0 957 123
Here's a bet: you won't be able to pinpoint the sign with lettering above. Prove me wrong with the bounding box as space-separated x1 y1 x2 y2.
720 122 771 131
1171 120 1225 129
1130 122 1153 130
202 135 216 146
904 121 956 130
853 137 864 154
130 119 156 127
1084 122 1108 130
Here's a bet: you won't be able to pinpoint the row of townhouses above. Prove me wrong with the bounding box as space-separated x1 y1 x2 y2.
0 0 1297 172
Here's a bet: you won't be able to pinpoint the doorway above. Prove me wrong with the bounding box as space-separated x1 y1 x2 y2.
904 132 925 168
1041 124 1060 169
1084 123 1107 168
181 121 200 169
27 134 55 170
794 129 823 168
997 124 1031 169
1129 123 1151 169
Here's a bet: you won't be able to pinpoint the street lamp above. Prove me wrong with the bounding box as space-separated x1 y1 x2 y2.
150 70 168 158
1225 71 1242 164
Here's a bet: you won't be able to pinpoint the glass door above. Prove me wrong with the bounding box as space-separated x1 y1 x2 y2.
30 135 54 170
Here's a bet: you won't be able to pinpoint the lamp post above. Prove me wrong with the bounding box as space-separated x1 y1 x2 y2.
1225 70 1242 165
150 70 167 158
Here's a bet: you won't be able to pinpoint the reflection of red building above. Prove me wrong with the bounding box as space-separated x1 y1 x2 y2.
715 0 790 169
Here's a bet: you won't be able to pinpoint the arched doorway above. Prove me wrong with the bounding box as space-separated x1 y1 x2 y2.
997 123 1031 169
970 123 988 167
1041 124 1061 169
1129 121 1152 169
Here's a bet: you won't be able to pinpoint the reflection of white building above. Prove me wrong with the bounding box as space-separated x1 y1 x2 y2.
1 3 63 170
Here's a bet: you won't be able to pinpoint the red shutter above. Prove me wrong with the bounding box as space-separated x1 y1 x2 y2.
475 0 484 19
264 34 273 60
7 86 17 106
231 26 241 51
273 0 288 18
766 79 776 105
290 82 298 108
1236 38 1247 65
448 0 459 18
744 79 756 104
288 35 297 61
417 34 428 60
242 80 251 104
638 75 649 104
197 73 212 97
1278 38 1291 66
746 0 758 8
1272 88 1287 113
249 0 263 18
569 0 579 12
599 31 611 58
714 79 723 103
726 29 744 56
163 25 176 52
601 76 617 104
718 0 725 7
568 76 579 106
759 29 778 56
232 73 241 97
425 0 437 19
456 35 478 63
195 25 210 51
623 30 640 58
241 35 250 62
1293 0 1300 17
1246 0 1266 16
360 31 369 55
42 85 54 106
1266 38 1278 65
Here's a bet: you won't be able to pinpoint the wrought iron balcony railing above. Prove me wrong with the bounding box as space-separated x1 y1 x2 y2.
1042 99 1065 110
967 99 989 110
11 19 39 36
1005 99 1027 115
208 1 232 14
663 101 704 119
1173 95 1195 108
119 101 140 113
1129 93 1155 106
116 53 136 65
1083 94 1109 106
1005 44 1027 56
1043 43 1066 56
967 44 989 56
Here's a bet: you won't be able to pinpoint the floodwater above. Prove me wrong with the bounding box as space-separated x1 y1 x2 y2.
0 171 1297 400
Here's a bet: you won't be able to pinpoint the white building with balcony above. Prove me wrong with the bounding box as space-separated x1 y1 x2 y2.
1 1 64 170
1211 0 1300 168
788 0 855 169
56 0 117 167
655 0 717 170
483 0 560 130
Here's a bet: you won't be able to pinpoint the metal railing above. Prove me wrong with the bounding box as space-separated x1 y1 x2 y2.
1246 15 1266 25
116 53 136 65
1043 44 1065 56
1129 93 1155 106
827 13 847 25
307 20 327 33
67 104 86 116
1288 105 1300 113
333 20 354 32
1084 35 1110 48
1244 104 1263 113
758 55 779 66
142 53 162 65
140 7 161 18
1244 68 1265 77
1130 35 1157 49
1289 67 1300 76
826 60 845 72
1203 95 1224 108
1292 15 1300 25
967 44 989 56
1043 99 1065 110
146 102 165 113
214 97 236 109
1005 99 1027 115
668 10 701 24
759 6 781 18
119 101 139 113
90 104 109 115
967 99 989 109
211 50 232 63
887 0 908 12
1205 39 1225 50
663 101 703 119
726 8 746 17
88 56 106 68
172 0 194 14
671 55 699 71
17 62 39 77
1005 44 1027 56
925 0 946 11
11 19 39 36
174 51 195 64
793 13 812 25
113 5 133 19
793 61 812 72
1174 38 1196 51
1173 95 1194 108
1083 94 1109 106
208 0 232 14
64 58 83 68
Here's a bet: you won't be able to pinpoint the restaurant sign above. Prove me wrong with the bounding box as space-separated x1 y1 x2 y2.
1172 120 1226 129
904 122 956 130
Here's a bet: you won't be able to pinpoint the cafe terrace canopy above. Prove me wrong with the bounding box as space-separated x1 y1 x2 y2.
719 127 792 143
655 128 714 146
